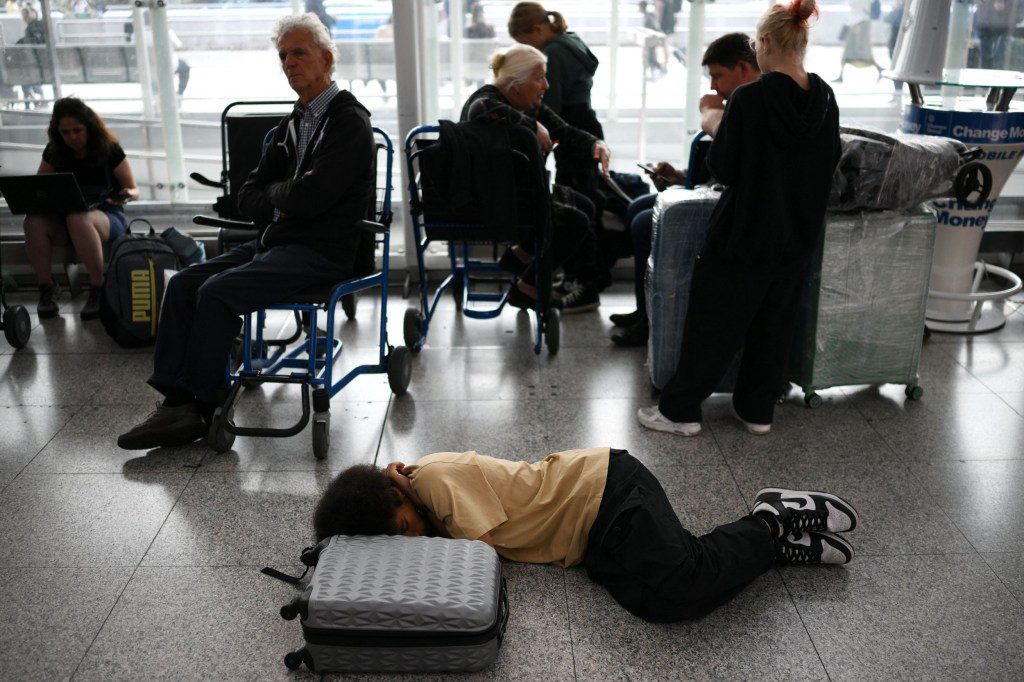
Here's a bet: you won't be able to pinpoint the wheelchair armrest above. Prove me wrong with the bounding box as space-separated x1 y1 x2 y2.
193 215 258 230
357 218 390 234
189 172 225 190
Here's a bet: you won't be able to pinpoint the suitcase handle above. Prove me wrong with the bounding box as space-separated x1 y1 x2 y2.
496 577 510 646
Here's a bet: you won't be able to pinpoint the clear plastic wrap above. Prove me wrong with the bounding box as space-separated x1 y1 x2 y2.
789 206 937 393
829 127 968 212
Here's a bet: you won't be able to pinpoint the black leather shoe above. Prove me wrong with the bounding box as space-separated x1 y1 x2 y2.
609 310 641 328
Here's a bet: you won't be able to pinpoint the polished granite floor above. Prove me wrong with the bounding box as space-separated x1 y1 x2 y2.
1 284 1023 681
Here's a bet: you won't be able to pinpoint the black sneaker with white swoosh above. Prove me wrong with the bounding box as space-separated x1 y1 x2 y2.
752 488 860 534
777 530 854 565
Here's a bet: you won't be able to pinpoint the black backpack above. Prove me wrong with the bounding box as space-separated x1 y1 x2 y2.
99 219 180 348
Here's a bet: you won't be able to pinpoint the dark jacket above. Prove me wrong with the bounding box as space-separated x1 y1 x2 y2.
543 32 598 115
237 89 375 271
703 72 841 272
460 84 597 160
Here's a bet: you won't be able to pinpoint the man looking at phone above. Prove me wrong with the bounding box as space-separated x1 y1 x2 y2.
611 33 760 347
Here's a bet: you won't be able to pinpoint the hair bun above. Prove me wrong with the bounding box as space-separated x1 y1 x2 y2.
789 0 818 24
490 51 507 74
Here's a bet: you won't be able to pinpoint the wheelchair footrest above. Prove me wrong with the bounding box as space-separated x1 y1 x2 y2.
220 377 312 438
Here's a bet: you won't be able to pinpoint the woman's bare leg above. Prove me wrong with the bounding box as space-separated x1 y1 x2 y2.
65 210 110 287
23 213 67 285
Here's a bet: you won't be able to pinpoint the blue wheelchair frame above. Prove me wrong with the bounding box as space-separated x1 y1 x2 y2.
199 127 409 460
401 125 560 356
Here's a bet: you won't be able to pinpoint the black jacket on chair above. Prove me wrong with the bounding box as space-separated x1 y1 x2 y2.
237 89 375 274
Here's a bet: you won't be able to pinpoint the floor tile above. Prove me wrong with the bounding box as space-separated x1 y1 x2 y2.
403 347 541 401
927 300 1024 346
566 568 826 680
0 404 76 472
730 461 973 556
951 341 1024 394
74 566 315 681
24 404 206 474
378 399 550 462
540 346 652 399
708 395 895 467
201 399 387 472
10 314 147 356
0 353 109 406
1000 392 1024 417
0 566 133 681
870 393 1024 461
141 471 330 567
906 460 1024 552
533 397 725 467
981 553 1024 605
642 462 749 535
785 554 1024 680
0 472 191 567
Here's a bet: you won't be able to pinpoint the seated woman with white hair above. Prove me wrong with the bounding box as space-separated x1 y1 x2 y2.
459 43 611 314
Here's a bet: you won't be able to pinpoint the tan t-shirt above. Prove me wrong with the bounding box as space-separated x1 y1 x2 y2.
404 448 610 568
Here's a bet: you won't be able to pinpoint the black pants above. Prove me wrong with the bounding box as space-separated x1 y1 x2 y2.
148 240 351 405
658 256 804 424
522 189 599 286
583 451 775 622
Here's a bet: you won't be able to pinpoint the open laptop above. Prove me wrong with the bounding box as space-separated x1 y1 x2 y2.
0 173 110 215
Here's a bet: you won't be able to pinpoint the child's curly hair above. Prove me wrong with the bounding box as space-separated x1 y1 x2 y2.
313 464 402 541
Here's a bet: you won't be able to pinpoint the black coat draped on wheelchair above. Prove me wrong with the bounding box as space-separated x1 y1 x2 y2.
190 107 410 460
403 123 562 355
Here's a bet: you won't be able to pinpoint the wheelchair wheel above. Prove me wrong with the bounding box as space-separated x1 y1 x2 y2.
544 307 560 355
403 308 423 351
207 407 236 453
312 420 330 460
341 293 357 321
3 305 31 349
387 345 412 395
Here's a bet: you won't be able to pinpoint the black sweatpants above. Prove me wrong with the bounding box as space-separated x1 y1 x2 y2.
148 240 351 405
583 450 775 622
658 255 804 425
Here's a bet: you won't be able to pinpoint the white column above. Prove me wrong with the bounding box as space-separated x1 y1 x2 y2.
419 0 440 125
608 0 619 121
393 0 424 275
684 0 705 139
131 5 156 120
449 0 464 117
148 0 187 202
292 0 302 15
39 0 62 99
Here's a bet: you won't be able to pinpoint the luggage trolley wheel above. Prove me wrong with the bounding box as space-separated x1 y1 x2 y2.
905 384 924 401
207 406 236 453
387 345 412 395
403 308 423 351
803 392 822 409
341 293 357 321
3 305 31 349
544 307 560 355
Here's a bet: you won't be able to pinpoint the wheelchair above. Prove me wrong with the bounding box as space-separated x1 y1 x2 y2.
191 126 410 460
402 124 561 356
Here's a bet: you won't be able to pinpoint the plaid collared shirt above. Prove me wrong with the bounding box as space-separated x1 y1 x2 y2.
272 81 339 222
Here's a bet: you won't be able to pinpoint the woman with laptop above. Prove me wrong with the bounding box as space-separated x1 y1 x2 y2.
22 97 139 319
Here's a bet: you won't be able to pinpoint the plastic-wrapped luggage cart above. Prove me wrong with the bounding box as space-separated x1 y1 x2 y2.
789 206 938 407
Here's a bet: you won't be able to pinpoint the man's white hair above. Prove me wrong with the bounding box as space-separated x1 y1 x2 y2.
490 44 547 90
272 12 337 58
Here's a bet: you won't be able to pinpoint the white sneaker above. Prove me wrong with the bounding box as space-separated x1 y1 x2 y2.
733 407 771 435
637 406 701 436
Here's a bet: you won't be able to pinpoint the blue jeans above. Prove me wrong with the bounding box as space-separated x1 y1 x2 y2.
626 193 658 320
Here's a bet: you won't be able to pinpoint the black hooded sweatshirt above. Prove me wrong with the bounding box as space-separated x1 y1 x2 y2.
237 89 375 271
702 72 841 273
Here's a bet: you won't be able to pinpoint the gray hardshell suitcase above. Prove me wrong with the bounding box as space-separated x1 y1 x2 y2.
279 535 509 673
646 186 738 390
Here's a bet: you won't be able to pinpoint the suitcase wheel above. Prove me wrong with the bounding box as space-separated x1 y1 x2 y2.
803 392 822 409
905 385 924 401
283 650 305 671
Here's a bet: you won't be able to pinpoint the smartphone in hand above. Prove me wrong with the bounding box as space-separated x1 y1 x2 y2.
636 162 671 184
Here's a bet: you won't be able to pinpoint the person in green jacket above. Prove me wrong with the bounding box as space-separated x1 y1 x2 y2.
509 2 610 291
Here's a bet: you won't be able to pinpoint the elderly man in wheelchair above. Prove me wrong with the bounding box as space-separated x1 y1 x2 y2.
118 13 378 450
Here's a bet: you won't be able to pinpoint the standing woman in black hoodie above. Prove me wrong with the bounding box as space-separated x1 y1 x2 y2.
639 0 840 438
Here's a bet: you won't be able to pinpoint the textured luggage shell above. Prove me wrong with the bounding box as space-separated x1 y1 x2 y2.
646 186 722 390
789 206 937 395
295 535 506 673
